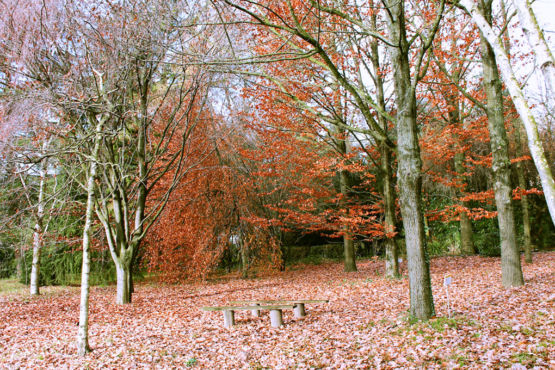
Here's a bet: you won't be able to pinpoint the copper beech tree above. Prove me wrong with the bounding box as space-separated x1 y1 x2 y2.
219 0 444 319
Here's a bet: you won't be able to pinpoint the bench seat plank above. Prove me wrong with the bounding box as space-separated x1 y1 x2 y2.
200 304 295 311
201 305 295 328
229 299 328 305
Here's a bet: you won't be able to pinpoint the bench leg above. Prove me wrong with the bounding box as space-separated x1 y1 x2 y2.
269 309 283 327
252 303 261 317
223 310 235 328
293 303 306 318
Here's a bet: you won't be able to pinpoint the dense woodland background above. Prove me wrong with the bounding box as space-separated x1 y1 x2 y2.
0 0 554 362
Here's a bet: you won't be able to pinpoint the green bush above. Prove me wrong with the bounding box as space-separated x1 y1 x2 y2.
20 244 117 286
427 221 460 256
309 243 344 259
473 218 501 256
0 244 15 278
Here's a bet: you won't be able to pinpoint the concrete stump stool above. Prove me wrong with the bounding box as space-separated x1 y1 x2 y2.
251 303 261 317
293 303 306 318
223 310 235 328
269 309 283 327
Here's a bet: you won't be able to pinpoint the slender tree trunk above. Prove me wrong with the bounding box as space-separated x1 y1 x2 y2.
29 157 47 296
340 169 357 272
343 232 357 272
501 0 533 264
447 68 475 255
241 239 249 278
382 145 400 278
478 0 524 287
16 245 23 280
460 0 555 228
369 8 400 278
514 122 533 263
29 224 43 295
77 115 105 356
454 153 475 255
385 0 435 319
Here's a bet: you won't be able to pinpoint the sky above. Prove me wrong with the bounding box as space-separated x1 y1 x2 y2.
513 0 555 115
533 0 555 36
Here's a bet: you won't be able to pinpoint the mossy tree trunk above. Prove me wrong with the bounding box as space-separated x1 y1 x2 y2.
478 0 524 287
384 0 438 319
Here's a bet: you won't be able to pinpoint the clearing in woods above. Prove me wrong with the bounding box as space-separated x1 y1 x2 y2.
0 252 554 368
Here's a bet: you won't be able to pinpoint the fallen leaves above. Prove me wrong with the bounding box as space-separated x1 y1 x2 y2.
0 252 554 368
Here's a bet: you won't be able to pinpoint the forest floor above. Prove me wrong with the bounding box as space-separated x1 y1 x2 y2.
0 252 554 369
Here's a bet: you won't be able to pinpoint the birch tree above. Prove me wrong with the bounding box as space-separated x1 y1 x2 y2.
511 0 555 102
458 0 555 227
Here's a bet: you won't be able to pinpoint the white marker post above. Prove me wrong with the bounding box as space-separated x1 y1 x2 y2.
444 275 453 318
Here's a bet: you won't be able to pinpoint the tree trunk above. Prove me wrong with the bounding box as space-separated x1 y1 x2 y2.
113 245 134 305
340 169 357 272
115 261 132 304
29 227 42 296
29 157 47 296
335 123 357 272
241 239 249 278
454 153 475 255
382 145 400 278
343 232 357 272
369 6 400 279
385 0 435 319
514 121 533 263
460 0 555 228
77 114 105 356
448 70 475 255
478 0 524 287
16 244 23 280
501 0 533 264
459 211 475 254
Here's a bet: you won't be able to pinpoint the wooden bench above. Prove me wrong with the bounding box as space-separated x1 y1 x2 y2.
200 304 296 328
228 299 329 319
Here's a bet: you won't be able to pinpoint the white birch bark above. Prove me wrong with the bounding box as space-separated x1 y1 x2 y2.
29 156 47 296
511 0 555 101
76 114 106 356
460 0 555 227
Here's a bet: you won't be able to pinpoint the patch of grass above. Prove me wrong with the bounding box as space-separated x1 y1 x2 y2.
0 278 27 294
339 278 358 287
428 317 459 331
511 352 537 365
538 339 555 348
519 327 534 336
451 354 468 367
402 315 477 334
186 357 197 367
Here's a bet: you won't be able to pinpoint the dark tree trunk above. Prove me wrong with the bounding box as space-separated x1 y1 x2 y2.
382 145 400 278
385 0 435 319
478 0 524 287
340 169 357 272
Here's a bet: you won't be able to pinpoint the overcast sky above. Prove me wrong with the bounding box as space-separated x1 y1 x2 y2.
513 0 555 111
533 0 555 36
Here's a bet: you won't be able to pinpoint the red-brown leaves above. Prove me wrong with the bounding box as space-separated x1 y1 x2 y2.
1 252 553 367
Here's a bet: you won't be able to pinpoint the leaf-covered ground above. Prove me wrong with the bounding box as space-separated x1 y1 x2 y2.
1 252 554 369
